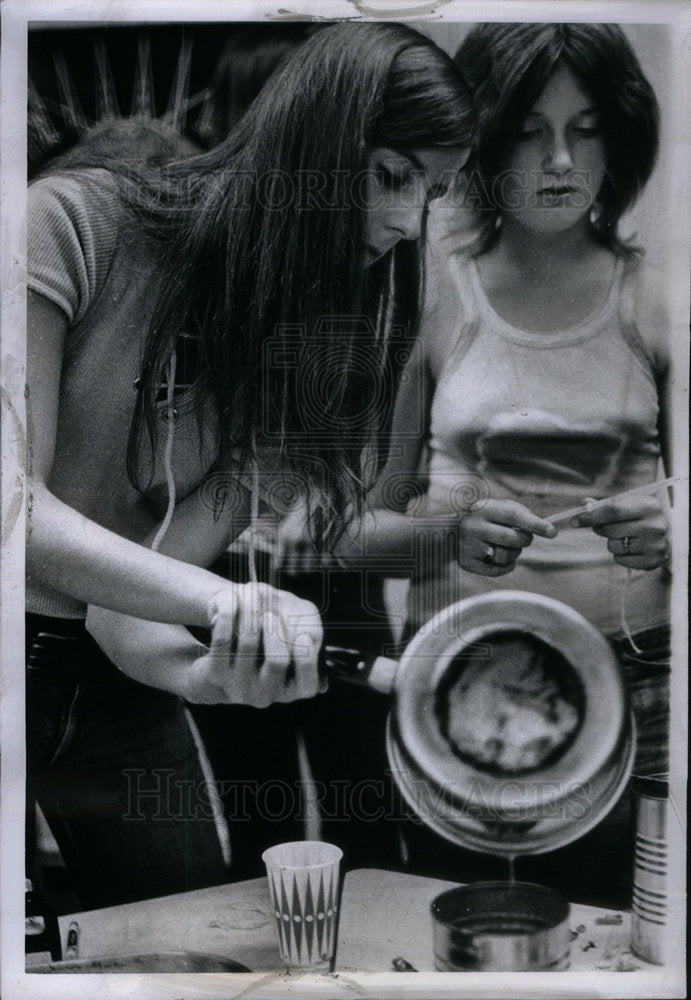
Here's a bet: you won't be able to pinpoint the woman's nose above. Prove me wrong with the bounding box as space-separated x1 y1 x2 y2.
393 205 424 243
544 133 573 173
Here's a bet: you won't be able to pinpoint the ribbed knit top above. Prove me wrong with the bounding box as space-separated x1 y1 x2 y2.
27 169 217 618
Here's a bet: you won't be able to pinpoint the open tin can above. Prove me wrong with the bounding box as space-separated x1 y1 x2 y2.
431 881 571 971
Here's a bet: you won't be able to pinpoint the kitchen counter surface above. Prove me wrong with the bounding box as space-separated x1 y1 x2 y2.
45 869 652 974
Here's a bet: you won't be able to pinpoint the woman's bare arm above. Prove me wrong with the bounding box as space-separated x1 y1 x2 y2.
26 290 246 626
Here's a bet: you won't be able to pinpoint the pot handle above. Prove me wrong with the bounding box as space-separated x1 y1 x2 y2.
320 646 398 696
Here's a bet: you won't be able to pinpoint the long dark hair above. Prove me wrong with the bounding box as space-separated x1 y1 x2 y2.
455 23 659 253
122 22 475 545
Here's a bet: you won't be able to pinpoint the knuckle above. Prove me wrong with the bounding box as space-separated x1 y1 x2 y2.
211 591 238 624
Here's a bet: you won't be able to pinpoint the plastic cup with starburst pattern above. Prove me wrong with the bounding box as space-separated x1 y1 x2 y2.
262 841 343 970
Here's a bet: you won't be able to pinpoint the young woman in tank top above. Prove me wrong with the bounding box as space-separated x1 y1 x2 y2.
345 24 672 906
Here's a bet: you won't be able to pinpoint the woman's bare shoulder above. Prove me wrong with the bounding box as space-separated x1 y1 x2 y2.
628 256 672 372
421 246 477 381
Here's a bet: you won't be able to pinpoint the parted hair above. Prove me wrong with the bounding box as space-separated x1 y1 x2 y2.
455 23 659 252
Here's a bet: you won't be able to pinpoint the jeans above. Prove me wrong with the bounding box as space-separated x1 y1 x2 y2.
26 614 228 911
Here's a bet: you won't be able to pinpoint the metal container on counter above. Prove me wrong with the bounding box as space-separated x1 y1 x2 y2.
431 881 571 971
631 773 668 965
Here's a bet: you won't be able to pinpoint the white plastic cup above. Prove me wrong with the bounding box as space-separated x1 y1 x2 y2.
262 841 342 969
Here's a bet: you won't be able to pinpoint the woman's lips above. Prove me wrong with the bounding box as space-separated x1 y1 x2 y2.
538 184 578 197
536 185 584 207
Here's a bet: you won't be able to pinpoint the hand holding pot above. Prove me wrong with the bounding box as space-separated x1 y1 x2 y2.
187 583 323 706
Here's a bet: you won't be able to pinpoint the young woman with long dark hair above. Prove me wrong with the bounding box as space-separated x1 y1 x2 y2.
26 22 475 908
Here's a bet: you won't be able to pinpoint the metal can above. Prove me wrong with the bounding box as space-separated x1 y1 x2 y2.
431 881 571 972
631 773 668 965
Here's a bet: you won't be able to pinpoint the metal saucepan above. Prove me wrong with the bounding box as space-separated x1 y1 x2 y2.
322 590 635 857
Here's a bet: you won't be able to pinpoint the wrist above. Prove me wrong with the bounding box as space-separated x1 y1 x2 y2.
411 513 459 561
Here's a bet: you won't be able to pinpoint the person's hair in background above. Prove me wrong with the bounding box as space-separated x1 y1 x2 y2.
40 117 201 173
456 23 659 254
200 24 322 143
121 22 476 546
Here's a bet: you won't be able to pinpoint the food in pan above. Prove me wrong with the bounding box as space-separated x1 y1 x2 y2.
436 631 584 774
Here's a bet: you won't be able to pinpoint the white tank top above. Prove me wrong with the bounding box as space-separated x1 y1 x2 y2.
409 253 670 637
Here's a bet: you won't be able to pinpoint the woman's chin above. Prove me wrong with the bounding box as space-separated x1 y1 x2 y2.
365 244 390 267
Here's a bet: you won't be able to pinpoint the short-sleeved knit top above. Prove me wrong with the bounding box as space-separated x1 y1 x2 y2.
27 169 217 618
409 251 670 637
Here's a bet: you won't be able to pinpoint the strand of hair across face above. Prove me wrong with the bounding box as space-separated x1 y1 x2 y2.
151 352 178 553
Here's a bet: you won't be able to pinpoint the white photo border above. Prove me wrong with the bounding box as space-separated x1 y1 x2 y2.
1 1 688 998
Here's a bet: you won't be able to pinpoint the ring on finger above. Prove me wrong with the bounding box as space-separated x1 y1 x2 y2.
623 536 632 556
482 544 496 566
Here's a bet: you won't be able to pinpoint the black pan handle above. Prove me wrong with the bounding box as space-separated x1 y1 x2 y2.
320 645 398 695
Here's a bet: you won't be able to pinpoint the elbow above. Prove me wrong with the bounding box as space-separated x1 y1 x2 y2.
25 476 56 558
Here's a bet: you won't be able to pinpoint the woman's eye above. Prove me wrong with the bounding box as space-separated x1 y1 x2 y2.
379 164 412 190
572 125 600 137
516 126 542 140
